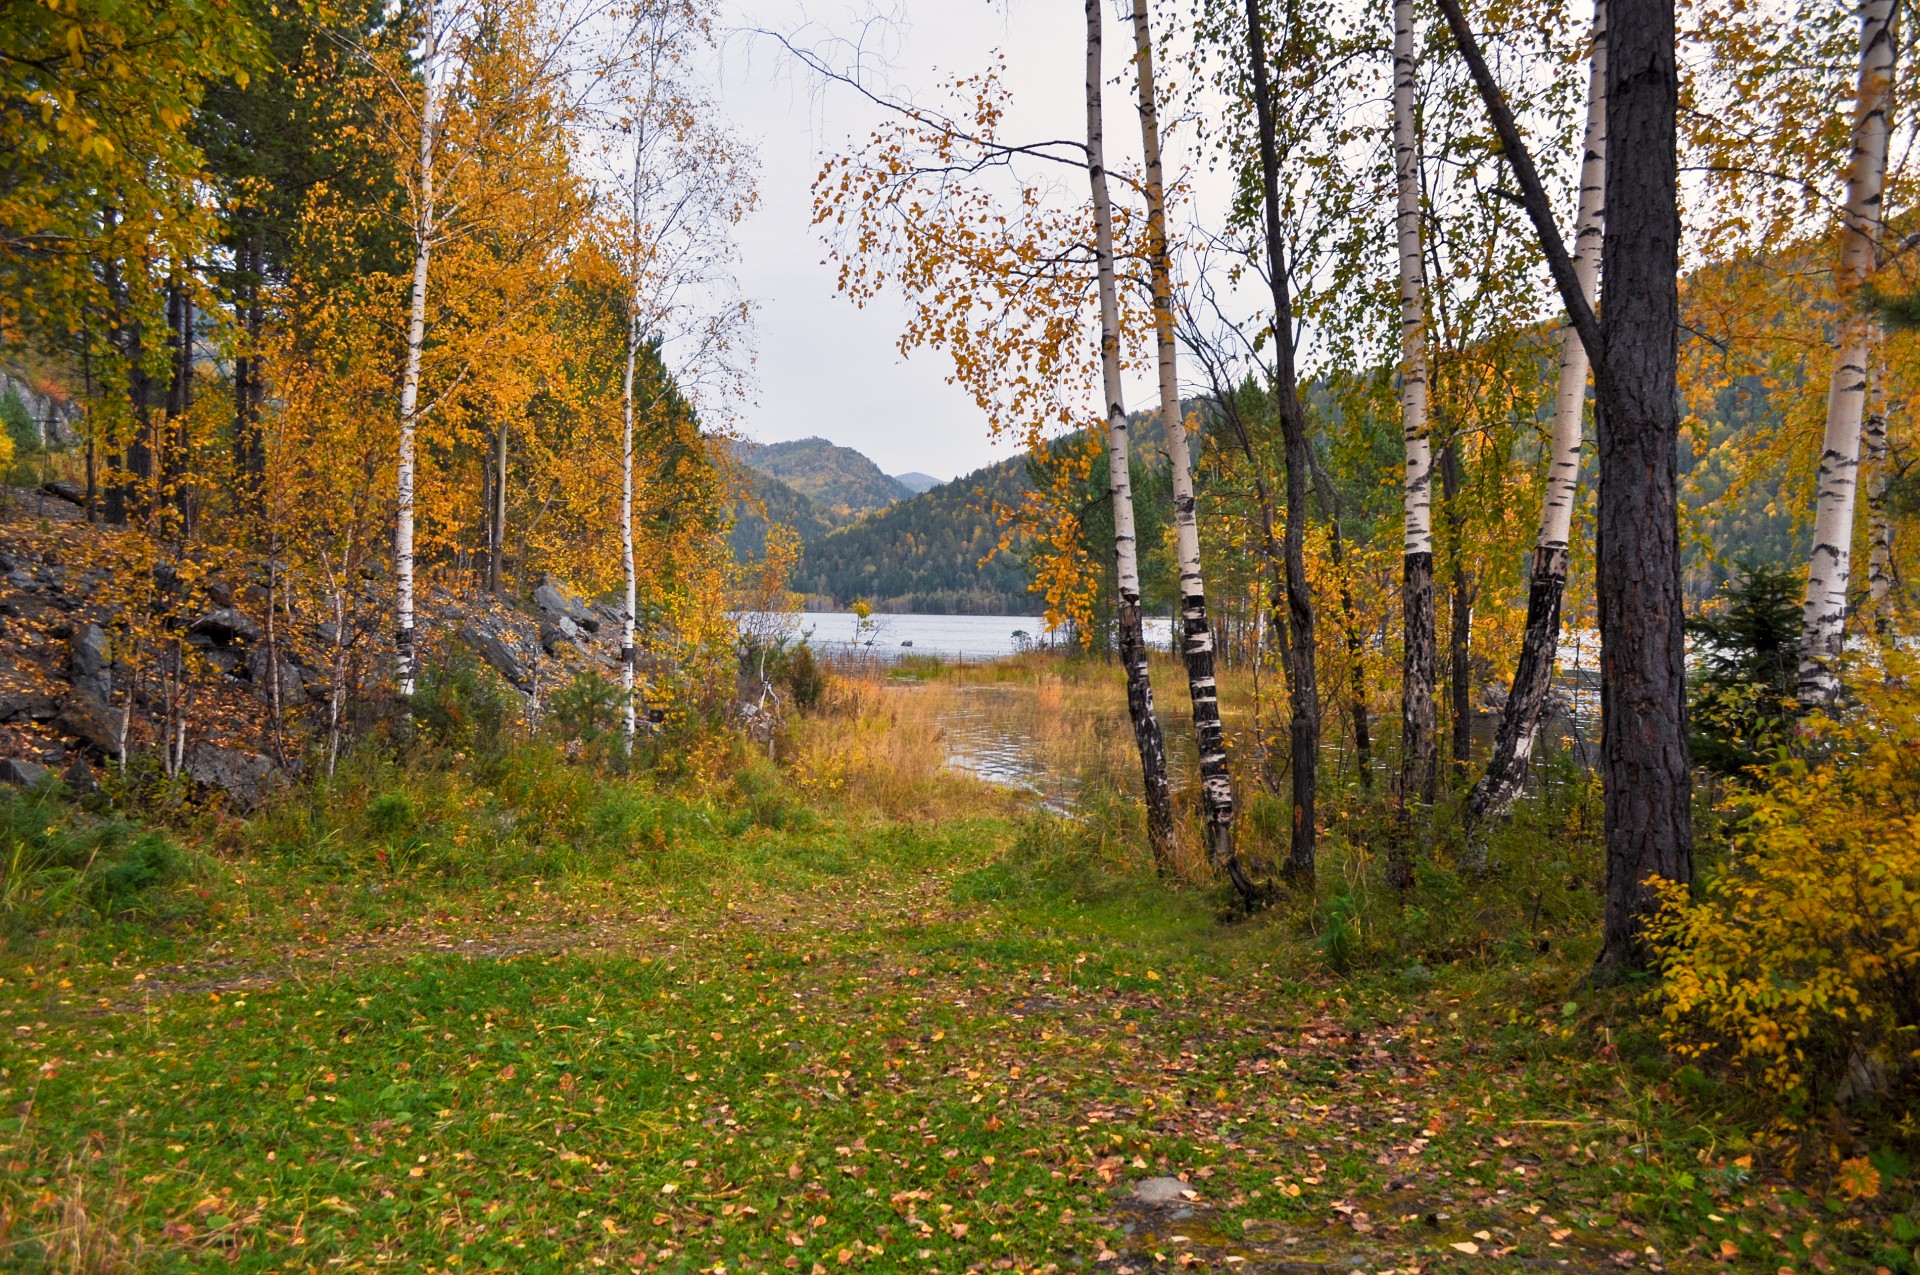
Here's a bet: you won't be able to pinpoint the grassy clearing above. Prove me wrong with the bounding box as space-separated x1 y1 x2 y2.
0 670 1914 1274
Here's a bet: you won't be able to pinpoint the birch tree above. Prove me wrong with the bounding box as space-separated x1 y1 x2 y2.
605 0 752 754
1087 0 1178 865
1392 0 1438 844
1469 0 1606 825
394 0 444 700
1130 0 1250 897
1800 0 1896 705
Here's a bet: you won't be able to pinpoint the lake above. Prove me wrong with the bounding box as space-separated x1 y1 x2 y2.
745 611 1176 662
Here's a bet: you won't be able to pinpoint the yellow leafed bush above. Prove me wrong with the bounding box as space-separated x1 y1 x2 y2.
1650 659 1920 1102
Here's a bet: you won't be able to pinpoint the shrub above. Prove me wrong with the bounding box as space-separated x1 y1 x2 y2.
0 791 190 933
1651 662 1920 1103
0 386 31 462
785 642 826 712
1687 564 1802 778
412 651 517 758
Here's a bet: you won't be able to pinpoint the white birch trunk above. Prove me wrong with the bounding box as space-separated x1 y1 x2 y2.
395 0 442 700
1088 21 1141 612
1539 0 1607 558
1131 0 1245 889
1801 0 1895 704
1464 0 1608 831
1393 0 1432 561
1087 0 1175 862
1392 0 1439 827
621 318 639 753
1864 408 1895 630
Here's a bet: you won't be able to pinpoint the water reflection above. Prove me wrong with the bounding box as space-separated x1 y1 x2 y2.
924 683 1081 814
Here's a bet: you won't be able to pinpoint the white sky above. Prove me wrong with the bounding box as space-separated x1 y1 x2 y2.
716 1 1156 482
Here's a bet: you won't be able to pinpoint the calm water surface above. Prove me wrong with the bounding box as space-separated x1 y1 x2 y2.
748 611 1174 662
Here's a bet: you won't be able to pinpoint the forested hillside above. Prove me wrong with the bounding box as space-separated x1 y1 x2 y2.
733 437 913 513
726 467 842 561
790 455 1035 612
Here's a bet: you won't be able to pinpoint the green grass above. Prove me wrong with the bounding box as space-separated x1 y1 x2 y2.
1 759 1914 1273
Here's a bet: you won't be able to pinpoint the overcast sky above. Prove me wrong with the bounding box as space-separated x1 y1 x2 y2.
715 1 1150 483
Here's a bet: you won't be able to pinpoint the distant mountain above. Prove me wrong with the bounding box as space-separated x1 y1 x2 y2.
790 457 1035 614
892 471 942 494
728 468 845 561
734 437 913 514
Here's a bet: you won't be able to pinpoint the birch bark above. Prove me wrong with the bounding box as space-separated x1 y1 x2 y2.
1800 0 1896 705
1864 409 1895 633
1468 0 1607 827
1131 0 1253 899
395 0 442 700
1087 0 1177 867
621 314 639 754
1393 0 1437 825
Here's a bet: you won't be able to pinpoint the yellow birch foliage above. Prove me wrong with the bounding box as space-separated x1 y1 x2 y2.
1650 658 1920 1100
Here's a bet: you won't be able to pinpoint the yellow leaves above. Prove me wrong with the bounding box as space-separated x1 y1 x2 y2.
1836 1156 1880 1200
1650 657 1920 1098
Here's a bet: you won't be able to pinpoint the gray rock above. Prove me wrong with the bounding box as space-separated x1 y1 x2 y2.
247 645 308 707
61 755 99 795
1130 1177 1195 1205
539 614 580 655
188 607 262 646
0 689 57 723
0 758 51 787
70 623 111 701
56 691 121 755
184 743 285 808
533 579 600 633
458 624 531 691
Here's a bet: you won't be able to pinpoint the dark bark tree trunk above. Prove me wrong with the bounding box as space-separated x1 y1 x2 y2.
1243 0 1320 881
233 227 266 506
165 276 194 533
1442 441 1474 776
1436 0 1692 976
1593 0 1691 973
490 420 508 595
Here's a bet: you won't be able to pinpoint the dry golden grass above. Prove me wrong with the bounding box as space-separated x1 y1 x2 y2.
1 1157 144 1274
782 670 1029 823
786 651 1306 883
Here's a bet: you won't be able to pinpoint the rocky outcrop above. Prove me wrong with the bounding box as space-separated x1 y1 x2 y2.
533 579 600 634
188 608 262 647
69 623 111 702
248 645 307 707
458 623 533 692
55 692 121 755
0 688 57 723
184 742 285 808
0 758 50 786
